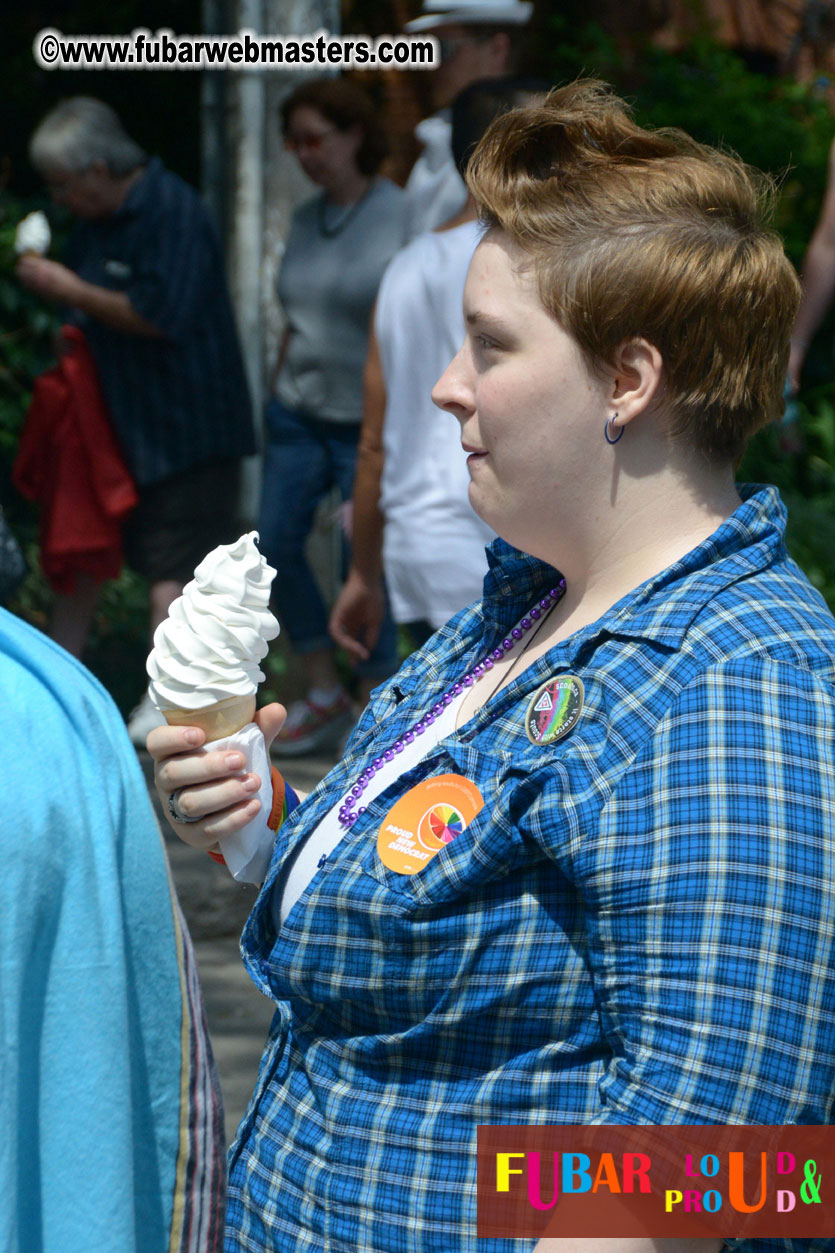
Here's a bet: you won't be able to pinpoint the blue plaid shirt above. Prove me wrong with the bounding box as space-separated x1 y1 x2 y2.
228 485 835 1253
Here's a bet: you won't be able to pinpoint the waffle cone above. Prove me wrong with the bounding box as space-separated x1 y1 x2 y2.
162 692 256 741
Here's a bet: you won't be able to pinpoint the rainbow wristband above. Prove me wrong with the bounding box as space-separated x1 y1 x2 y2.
206 767 299 864
267 766 300 831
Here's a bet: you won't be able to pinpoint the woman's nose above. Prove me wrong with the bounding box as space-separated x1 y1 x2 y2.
431 344 472 419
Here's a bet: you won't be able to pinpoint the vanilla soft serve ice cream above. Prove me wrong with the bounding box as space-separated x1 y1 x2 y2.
147 531 279 712
149 532 281 883
15 210 51 256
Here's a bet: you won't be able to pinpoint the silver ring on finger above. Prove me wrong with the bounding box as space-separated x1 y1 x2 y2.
167 787 201 825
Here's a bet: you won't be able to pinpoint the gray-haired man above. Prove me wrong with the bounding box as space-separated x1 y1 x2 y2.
18 98 255 741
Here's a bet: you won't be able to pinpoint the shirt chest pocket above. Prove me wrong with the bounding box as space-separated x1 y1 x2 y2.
265 740 575 1028
347 742 534 913
103 257 133 284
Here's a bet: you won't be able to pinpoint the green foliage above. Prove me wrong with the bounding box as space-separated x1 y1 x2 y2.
0 206 58 459
545 17 834 263
82 567 153 712
739 399 835 609
0 195 152 712
0 195 59 627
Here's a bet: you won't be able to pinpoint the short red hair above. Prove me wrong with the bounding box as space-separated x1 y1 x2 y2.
467 80 800 461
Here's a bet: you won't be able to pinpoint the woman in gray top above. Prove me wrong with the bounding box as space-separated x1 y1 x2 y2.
260 79 408 755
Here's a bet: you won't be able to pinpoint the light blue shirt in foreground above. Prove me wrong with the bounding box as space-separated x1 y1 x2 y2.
0 609 224 1251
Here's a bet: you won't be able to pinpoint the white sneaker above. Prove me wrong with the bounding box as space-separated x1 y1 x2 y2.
126 690 166 747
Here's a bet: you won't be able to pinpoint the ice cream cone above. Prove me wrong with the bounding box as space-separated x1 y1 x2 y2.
15 211 52 258
162 692 256 741
147 532 278 735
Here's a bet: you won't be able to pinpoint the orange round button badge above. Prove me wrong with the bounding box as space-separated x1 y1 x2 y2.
377 774 485 875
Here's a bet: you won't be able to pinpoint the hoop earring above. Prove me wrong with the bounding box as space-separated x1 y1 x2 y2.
604 413 623 445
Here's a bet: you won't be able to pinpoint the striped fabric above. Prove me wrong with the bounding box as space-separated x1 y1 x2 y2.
169 895 227 1253
228 485 835 1253
0 604 227 1251
64 158 255 487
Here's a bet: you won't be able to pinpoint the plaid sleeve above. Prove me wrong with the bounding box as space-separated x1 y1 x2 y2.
579 656 835 1126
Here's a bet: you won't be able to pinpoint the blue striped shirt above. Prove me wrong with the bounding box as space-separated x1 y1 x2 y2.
228 484 835 1253
65 158 255 486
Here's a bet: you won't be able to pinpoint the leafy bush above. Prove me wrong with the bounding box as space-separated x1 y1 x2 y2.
545 18 834 262
0 196 57 633
739 396 835 609
0 196 153 712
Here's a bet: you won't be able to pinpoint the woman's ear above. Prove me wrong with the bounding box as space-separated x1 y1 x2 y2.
609 339 663 430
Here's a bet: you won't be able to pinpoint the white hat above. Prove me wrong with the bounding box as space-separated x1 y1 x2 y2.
404 0 533 33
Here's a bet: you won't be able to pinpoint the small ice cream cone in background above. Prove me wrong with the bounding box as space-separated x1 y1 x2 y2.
146 531 279 743
162 693 257 741
15 210 51 258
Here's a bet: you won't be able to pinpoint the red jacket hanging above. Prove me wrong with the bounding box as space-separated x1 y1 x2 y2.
13 325 138 594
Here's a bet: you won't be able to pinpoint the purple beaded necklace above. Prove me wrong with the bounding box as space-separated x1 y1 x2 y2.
337 580 567 828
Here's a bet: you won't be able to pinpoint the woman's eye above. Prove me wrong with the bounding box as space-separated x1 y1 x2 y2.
476 334 500 352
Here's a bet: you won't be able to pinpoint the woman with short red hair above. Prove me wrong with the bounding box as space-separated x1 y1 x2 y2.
152 82 834 1253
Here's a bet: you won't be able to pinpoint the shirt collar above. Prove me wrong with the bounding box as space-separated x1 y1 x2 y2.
413 111 453 168
481 483 787 652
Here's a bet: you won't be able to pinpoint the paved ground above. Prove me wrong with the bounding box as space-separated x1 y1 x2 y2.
138 746 338 1144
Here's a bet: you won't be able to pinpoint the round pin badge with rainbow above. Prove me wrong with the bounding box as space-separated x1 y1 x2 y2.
525 675 584 745
419 803 465 849
377 774 485 875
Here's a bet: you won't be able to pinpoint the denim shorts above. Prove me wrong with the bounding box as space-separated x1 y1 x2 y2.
258 399 397 680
